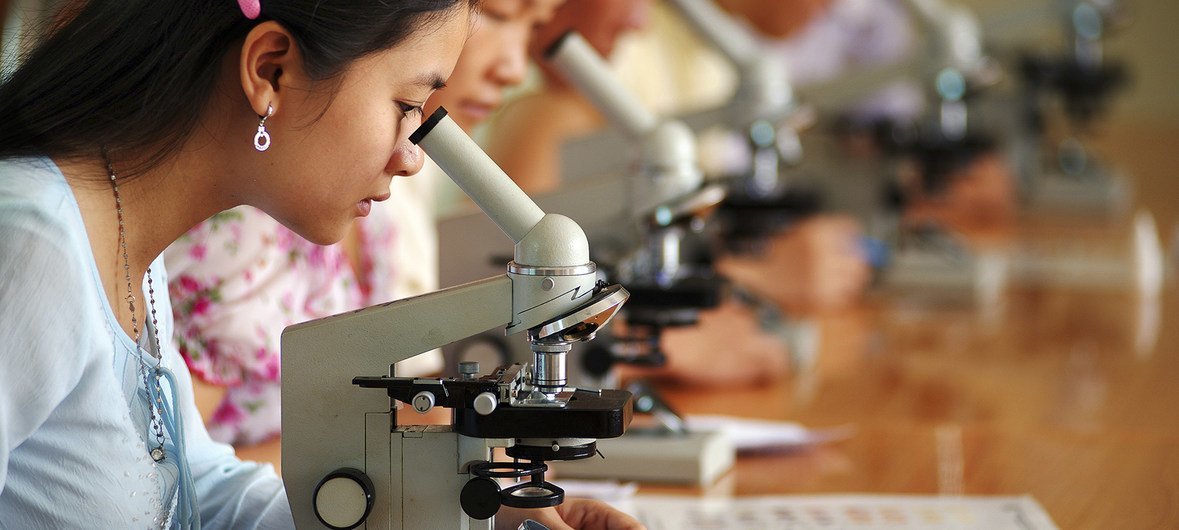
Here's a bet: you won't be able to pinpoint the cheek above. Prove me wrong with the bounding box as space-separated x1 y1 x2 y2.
331 111 399 175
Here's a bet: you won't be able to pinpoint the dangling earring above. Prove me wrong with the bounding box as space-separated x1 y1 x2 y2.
254 104 274 152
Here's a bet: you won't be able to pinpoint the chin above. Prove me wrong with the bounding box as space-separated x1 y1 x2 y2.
289 218 351 246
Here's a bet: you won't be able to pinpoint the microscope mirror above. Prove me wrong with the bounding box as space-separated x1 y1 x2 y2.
529 284 629 344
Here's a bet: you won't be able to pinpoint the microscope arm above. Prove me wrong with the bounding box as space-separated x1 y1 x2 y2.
665 0 761 71
902 0 985 73
665 0 793 127
796 58 925 116
545 31 658 139
546 32 702 212
795 0 988 116
282 276 513 528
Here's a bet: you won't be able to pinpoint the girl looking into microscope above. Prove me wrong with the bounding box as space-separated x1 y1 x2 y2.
164 0 566 449
0 0 640 528
163 0 567 453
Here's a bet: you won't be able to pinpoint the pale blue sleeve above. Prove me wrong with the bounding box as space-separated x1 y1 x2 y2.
185 415 293 529
0 204 92 495
151 263 295 529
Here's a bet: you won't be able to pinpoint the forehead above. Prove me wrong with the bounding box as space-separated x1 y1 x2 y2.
483 0 564 17
525 0 565 17
340 8 471 87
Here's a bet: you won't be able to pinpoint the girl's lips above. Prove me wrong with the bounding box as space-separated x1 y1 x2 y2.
357 191 389 217
460 101 496 122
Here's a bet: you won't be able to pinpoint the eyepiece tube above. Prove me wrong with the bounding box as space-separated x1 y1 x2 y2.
410 108 545 244
666 0 760 68
545 32 658 138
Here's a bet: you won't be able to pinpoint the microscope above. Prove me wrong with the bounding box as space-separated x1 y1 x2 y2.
437 31 736 485
281 108 633 529
655 0 1005 305
1012 0 1131 216
558 0 817 252
543 0 821 377
439 31 725 388
662 0 821 253
749 0 1010 302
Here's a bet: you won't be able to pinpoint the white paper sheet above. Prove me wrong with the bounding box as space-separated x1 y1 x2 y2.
684 415 855 453
615 494 1059 530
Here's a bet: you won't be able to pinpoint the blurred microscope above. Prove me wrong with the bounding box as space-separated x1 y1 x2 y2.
959 0 1164 297
662 0 818 251
755 0 1014 303
438 32 736 485
281 109 633 529
551 0 828 371
990 0 1133 216
876 0 1009 302
623 0 1007 303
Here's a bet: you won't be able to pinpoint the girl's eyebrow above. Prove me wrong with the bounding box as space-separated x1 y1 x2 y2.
411 73 449 91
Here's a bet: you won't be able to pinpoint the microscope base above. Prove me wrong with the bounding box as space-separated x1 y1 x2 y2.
881 248 1008 307
553 429 734 486
1025 169 1133 219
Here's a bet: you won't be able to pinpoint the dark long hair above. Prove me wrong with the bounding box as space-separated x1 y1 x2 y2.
0 0 476 175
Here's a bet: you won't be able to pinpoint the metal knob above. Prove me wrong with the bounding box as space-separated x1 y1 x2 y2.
459 361 480 380
473 392 498 416
412 391 435 413
313 468 374 529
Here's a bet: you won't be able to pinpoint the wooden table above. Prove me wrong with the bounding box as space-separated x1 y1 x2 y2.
645 282 1179 529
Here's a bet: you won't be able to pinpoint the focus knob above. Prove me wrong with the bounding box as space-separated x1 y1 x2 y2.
460 477 502 520
473 392 498 416
313 468 374 529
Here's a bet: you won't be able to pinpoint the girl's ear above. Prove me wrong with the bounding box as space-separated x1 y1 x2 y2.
239 21 308 117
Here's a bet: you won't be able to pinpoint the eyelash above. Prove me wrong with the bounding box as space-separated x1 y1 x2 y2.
398 102 424 118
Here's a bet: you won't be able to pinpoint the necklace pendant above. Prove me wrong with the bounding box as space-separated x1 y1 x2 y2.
150 446 166 462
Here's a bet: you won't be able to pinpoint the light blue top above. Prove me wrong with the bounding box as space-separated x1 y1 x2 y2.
0 157 292 529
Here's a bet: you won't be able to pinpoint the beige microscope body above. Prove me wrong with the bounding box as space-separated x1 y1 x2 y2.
281 109 631 529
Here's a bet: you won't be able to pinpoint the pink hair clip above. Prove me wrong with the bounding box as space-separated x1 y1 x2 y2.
237 0 261 19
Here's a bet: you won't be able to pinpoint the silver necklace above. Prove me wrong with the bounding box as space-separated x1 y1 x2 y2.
104 152 168 462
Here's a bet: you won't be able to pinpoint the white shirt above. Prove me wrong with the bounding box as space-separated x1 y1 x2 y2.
0 157 292 529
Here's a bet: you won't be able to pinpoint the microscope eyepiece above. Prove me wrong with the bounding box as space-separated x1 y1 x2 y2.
409 107 449 145
542 31 575 60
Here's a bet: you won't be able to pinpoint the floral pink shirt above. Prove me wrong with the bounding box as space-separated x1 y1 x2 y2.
165 168 441 445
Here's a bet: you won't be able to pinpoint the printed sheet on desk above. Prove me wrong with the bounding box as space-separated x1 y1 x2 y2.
619 494 1058 530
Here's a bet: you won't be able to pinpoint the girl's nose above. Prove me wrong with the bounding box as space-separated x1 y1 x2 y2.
388 142 425 177
492 32 529 87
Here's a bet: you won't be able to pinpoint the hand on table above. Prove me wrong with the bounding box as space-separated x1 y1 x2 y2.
718 215 871 315
902 152 1016 240
496 498 645 530
641 298 791 387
